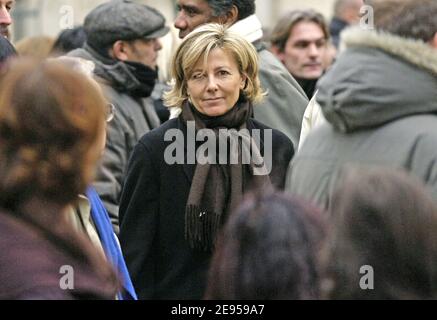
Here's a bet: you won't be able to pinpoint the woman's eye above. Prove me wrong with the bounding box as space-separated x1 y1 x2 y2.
218 70 230 76
192 74 204 80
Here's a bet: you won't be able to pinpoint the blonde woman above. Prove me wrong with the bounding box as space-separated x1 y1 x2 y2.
119 24 293 299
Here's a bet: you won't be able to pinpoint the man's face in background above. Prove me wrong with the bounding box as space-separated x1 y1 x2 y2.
276 21 328 80
174 0 218 39
0 0 13 39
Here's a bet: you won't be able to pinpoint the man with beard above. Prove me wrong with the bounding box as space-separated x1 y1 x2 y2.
0 0 13 39
69 0 169 233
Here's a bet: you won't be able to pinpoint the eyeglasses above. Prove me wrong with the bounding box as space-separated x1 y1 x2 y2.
106 103 115 123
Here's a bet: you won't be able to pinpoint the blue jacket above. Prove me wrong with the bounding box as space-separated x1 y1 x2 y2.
87 187 137 300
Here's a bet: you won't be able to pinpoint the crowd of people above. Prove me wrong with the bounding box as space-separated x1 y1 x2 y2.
0 0 436 300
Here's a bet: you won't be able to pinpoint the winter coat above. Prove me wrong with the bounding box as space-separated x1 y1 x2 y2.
68 45 160 233
119 116 293 299
0 209 117 300
298 92 326 151
286 27 437 209
253 43 309 151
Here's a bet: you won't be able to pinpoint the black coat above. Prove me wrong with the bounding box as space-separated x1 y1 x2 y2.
119 116 294 299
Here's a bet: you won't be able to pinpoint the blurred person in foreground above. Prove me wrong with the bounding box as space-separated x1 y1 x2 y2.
287 0 437 209
270 9 333 100
69 0 169 233
0 59 119 299
322 167 437 299
55 56 137 300
119 24 293 299
205 192 325 300
173 0 309 150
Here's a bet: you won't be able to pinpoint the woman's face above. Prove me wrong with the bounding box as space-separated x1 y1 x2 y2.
187 48 246 117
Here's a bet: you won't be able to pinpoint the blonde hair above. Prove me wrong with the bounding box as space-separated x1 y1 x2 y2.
164 23 265 108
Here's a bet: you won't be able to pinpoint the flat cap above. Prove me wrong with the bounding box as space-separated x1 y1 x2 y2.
85 0 169 49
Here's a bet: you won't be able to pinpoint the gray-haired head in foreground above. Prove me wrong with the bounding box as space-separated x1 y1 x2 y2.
369 0 437 43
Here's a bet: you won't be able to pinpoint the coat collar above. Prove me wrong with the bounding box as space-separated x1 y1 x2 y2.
228 14 263 44
341 27 437 77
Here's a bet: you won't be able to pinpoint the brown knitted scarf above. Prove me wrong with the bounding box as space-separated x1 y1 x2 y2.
181 100 272 251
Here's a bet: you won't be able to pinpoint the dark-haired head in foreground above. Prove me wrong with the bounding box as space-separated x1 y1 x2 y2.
205 192 325 299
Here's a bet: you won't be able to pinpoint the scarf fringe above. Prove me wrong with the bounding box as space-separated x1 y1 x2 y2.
185 205 222 251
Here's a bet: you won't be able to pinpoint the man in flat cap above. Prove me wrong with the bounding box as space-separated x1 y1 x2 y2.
69 0 169 234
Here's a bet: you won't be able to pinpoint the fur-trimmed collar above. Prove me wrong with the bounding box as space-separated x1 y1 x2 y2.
341 27 437 76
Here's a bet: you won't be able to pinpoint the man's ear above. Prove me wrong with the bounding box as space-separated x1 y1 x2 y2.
219 5 239 26
111 40 130 61
270 45 285 62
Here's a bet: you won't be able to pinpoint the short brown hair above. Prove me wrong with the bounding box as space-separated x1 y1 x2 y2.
0 59 106 209
370 0 437 42
270 9 330 53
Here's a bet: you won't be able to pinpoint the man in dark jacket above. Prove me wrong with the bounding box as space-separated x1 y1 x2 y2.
173 0 309 150
329 0 363 48
69 0 169 233
287 0 437 209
